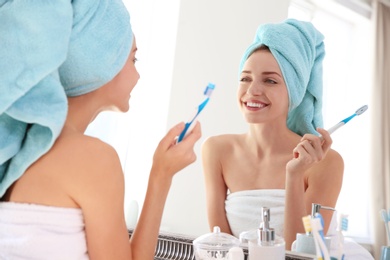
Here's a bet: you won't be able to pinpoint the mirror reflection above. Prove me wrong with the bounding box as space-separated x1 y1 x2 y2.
85 0 383 258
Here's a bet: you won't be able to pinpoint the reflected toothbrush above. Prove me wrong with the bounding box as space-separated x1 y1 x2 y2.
302 215 312 235
380 209 390 243
302 215 321 259
302 215 323 260
337 213 348 260
312 214 331 260
321 105 368 139
176 83 216 143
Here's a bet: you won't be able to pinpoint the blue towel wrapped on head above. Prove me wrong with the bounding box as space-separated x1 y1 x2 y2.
239 18 325 136
0 0 133 197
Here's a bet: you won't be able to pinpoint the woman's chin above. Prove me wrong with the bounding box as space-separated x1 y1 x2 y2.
119 103 130 113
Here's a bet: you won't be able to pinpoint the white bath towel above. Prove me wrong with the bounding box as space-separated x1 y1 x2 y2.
0 202 88 260
225 189 374 260
226 189 286 238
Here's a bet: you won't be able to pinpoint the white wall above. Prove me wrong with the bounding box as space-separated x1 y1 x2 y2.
162 0 290 236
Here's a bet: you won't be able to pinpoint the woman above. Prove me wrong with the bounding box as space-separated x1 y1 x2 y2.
0 0 201 259
201 19 344 250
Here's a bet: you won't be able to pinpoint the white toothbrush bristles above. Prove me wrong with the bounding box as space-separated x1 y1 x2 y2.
355 105 368 115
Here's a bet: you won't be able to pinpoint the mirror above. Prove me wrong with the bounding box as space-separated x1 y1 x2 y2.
86 0 374 255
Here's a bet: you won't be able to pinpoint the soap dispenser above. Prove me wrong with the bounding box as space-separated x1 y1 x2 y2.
240 207 285 260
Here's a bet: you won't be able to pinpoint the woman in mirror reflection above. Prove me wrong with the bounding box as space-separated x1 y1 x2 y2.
201 19 344 251
0 0 201 259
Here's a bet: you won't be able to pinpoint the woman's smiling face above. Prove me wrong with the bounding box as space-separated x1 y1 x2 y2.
238 48 289 124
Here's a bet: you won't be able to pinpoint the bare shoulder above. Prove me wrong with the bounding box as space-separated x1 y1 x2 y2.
6 132 124 207
49 133 124 203
323 148 344 171
308 148 344 182
202 134 242 153
52 133 121 171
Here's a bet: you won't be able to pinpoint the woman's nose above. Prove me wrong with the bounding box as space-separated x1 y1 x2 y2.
246 82 263 95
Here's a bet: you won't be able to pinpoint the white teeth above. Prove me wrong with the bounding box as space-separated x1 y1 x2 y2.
246 102 265 108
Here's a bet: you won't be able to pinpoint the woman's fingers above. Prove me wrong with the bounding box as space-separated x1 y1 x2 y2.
158 122 185 150
179 121 202 145
152 121 202 177
316 127 332 151
295 131 330 162
289 129 334 174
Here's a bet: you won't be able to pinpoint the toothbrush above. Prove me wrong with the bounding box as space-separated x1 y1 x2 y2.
314 213 326 246
312 215 331 260
302 215 322 259
302 215 323 260
321 105 368 139
302 215 312 235
380 209 390 243
176 83 215 143
337 213 348 260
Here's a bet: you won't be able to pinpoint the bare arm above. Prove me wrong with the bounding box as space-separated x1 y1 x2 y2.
284 128 344 249
201 137 232 234
68 138 133 260
70 122 201 260
130 122 201 259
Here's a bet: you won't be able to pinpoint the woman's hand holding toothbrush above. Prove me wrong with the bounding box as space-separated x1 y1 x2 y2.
284 127 341 249
286 128 333 175
287 105 367 175
151 121 202 181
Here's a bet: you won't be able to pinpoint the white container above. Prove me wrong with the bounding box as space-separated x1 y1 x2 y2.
248 237 285 260
193 226 241 260
239 207 285 260
291 233 331 255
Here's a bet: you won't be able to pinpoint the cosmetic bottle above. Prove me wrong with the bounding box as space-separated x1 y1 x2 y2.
240 207 285 260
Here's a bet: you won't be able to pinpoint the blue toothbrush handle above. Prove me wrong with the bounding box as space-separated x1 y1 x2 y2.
176 98 209 143
177 122 192 143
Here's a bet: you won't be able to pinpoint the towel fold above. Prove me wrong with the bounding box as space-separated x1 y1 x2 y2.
0 0 133 197
238 19 325 136
225 189 286 238
0 202 88 259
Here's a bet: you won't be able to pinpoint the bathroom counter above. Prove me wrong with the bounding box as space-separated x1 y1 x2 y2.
128 229 315 260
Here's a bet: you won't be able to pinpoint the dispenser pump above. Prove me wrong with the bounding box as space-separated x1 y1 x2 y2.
259 207 275 246
311 203 336 217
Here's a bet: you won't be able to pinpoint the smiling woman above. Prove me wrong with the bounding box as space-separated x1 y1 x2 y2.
201 19 345 254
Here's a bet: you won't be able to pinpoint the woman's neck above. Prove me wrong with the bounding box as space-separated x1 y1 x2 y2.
65 93 103 133
245 123 301 157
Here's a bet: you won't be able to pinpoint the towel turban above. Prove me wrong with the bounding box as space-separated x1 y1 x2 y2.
0 0 133 197
239 18 325 136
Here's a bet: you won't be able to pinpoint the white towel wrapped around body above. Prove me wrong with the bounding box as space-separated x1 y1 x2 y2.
226 189 285 238
225 189 373 260
0 202 88 260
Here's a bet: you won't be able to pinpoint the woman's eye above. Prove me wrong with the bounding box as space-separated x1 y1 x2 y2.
240 77 250 82
265 78 277 84
133 57 138 64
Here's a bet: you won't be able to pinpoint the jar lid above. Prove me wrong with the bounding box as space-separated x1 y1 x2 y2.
193 226 240 251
